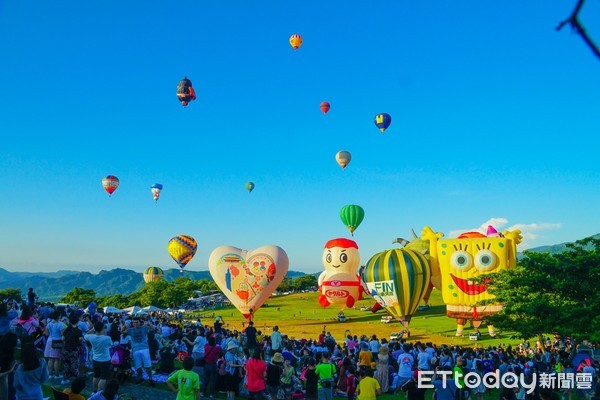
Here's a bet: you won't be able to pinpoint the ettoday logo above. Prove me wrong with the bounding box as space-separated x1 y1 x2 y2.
417 371 594 393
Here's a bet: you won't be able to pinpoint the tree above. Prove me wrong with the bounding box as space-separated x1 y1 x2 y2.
292 274 318 291
0 288 23 303
61 288 96 306
483 236 600 341
277 277 293 293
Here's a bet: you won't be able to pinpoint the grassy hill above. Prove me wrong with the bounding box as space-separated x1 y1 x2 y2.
194 290 519 348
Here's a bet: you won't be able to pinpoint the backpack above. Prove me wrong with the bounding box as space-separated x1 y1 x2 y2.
218 358 227 376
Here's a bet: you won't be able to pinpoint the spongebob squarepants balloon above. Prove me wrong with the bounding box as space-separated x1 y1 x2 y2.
318 238 362 310
422 225 522 337
209 245 289 320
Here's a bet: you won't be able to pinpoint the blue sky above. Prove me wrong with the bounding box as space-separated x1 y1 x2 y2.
1 1 599 274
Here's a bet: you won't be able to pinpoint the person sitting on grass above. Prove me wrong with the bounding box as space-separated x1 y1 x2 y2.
167 356 202 400
88 378 119 400
63 376 86 400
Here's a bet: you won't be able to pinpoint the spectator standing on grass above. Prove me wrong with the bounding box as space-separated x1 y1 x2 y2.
13 342 49 400
44 310 66 379
84 321 112 393
245 350 267 400
203 335 222 400
315 352 336 400
167 356 201 400
124 317 154 386
271 325 282 356
61 314 84 385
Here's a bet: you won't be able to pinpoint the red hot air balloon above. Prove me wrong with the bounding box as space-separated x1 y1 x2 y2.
320 102 331 114
102 176 119 197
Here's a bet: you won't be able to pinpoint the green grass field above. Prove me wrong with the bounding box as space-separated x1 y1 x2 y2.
195 290 519 348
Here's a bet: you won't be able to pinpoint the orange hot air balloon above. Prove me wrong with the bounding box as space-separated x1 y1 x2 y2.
289 34 303 50
320 102 330 114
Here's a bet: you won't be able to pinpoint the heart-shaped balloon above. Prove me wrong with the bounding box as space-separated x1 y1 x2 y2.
209 245 289 319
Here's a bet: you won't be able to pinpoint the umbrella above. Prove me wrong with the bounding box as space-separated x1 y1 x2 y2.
572 352 593 371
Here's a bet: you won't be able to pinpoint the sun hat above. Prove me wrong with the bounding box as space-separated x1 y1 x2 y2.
272 353 284 363
227 341 238 351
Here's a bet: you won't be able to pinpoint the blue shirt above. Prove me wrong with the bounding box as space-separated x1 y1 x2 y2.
0 311 18 335
13 358 49 400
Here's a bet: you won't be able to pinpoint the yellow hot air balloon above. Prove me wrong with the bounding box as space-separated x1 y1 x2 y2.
289 34 303 50
143 266 164 283
167 235 198 271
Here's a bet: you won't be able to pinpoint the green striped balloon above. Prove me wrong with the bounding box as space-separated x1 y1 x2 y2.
361 248 431 328
340 204 364 236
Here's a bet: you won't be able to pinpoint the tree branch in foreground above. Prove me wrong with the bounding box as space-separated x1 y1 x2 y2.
556 0 600 60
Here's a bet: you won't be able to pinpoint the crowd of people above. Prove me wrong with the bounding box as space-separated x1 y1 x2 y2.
0 292 599 400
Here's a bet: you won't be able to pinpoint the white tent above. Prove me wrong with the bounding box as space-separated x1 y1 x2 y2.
141 305 163 312
123 306 142 315
104 306 125 314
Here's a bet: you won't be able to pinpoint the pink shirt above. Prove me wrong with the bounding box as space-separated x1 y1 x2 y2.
246 358 267 392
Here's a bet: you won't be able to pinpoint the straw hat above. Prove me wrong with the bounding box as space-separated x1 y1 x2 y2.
227 341 238 351
272 353 284 363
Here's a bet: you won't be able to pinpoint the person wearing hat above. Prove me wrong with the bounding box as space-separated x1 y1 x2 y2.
224 341 243 400
266 353 283 400
375 346 390 393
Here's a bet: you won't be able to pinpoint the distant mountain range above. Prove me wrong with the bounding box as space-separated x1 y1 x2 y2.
1 234 597 301
0 268 305 301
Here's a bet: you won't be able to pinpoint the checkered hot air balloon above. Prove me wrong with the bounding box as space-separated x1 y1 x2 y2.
167 235 197 272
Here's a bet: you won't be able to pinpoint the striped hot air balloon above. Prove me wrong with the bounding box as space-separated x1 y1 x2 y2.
361 248 431 329
143 266 164 283
340 204 364 236
167 235 197 271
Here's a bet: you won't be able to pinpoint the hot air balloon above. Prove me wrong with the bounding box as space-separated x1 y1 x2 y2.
335 151 351 169
177 77 197 107
374 113 392 133
208 245 289 320
340 205 364 236
143 266 164 283
318 238 362 310
102 175 119 197
361 248 431 331
320 102 330 114
289 34 303 50
422 225 522 337
151 183 163 203
167 235 197 271
246 182 255 193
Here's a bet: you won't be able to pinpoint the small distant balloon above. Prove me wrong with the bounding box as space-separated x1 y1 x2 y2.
102 175 119 197
320 102 330 114
289 34 303 50
374 113 392 133
246 182 255 193
177 77 197 107
340 204 365 236
151 183 163 203
335 151 351 169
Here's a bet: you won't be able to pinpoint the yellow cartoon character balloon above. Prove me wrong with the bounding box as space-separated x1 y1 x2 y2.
318 238 362 310
209 245 289 320
422 225 522 337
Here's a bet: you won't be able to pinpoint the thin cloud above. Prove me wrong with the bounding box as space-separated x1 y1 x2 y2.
448 218 562 249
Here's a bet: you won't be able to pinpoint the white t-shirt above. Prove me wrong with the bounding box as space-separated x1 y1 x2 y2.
193 335 207 355
85 333 112 362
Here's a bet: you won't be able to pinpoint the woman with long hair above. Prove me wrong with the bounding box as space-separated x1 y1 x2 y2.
61 314 84 385
18 306 40 337
44 310 66 379
13 342 49 400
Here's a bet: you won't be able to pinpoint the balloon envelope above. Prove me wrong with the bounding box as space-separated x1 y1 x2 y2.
361 248 431 328
289 34 303 50
246 182 255 193
374 113 392 133
177 77 196 107
102 175 119 196
167 235 197 270
209 245 289 319
143 266 164 283
320 102 330 114
340 205 364 236
151 183 163 202
335 151 351 169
